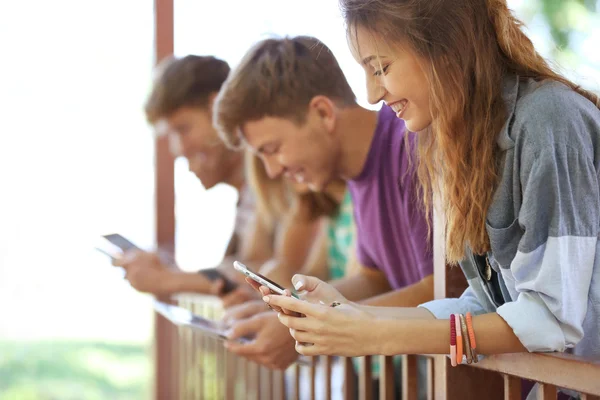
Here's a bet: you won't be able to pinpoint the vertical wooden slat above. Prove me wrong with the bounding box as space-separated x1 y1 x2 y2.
379 355 394 400
261 366 272 400
359 356 373 400
207 305 217 399
434 355 503 400
343 357 357 400
198 331 206 399
215 335 224 399
433 206 450 400
273 369 285 400
245 359 253 399
309 357 317 400
189 329 197 400
176 298 186 399
177 327 186 399
503 375 521 400
219 340 227 399
426 356 434 400
240 357 248 399
255 364 262 400
153 0 176 399
269 368 275 400
402 355 418 400
180 298 192 400
246 362 254 400
225 350 236 400
199 302 208 399
294 363 301 400
537 384 557 400
207 337 216 399
323 356 333 400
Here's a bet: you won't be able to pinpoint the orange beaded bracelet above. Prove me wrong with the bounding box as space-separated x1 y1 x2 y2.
466 312 479 362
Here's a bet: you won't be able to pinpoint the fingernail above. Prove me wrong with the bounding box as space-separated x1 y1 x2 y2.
294 280 304 290
277 312 282 318
263 296 270 303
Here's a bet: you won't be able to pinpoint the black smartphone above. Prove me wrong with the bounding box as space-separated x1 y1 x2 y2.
199 268 238 295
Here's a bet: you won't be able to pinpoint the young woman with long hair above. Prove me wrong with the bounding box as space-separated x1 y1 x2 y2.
260 0 600 370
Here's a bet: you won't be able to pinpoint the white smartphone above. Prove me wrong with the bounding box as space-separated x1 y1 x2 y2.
233 261 297 298
153 300 250 343
94 246 119 261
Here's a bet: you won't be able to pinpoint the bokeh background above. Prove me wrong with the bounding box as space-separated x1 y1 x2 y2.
0 0 598 398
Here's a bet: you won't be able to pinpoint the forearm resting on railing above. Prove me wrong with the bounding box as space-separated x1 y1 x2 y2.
374 312 527 356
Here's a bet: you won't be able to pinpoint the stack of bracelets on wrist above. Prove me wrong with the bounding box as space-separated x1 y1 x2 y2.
449 312 478 365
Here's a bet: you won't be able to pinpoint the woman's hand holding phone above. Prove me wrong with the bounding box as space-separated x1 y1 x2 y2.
248 278 301 316
262 292 378 357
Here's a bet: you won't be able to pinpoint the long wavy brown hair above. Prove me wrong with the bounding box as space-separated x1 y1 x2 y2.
341 0 600 263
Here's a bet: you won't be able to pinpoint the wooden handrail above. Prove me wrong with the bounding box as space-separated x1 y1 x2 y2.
473 352 600 395
173 293 600 399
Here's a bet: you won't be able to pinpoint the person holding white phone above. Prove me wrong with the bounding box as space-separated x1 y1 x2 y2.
113 55 266 304
214 37 432 399
256 3 600 400
116 55 327 308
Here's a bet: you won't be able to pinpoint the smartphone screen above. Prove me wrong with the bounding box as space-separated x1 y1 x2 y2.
102 234 141 252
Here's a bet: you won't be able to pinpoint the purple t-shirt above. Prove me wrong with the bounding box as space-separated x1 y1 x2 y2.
348 106 433 289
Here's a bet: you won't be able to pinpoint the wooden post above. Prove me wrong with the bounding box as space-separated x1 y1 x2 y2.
379 356 395 400
503 375 522 400
402 355 418 400
432 207 503 399
294 363 301 400
343 358 356 400
359 356 373 400
323 356 333 400
309 357 317 400
537 384 556 400
153 0 176 399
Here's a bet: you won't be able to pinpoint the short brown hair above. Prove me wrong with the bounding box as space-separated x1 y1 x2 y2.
145 55 230 123
214 36 356 148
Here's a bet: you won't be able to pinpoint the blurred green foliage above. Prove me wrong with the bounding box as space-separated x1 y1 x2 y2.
539 0 597 50
0 341 150 400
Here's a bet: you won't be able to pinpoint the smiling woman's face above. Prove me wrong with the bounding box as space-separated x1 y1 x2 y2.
350 26 433 133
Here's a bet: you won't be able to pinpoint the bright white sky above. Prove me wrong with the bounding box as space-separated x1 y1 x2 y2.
0 0 598 343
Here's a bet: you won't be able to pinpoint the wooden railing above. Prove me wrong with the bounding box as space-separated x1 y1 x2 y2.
174 294 432 400
472 353 600 399
168 296 600 400
173 293 600 400
429 352 600 400
430 209 600 400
